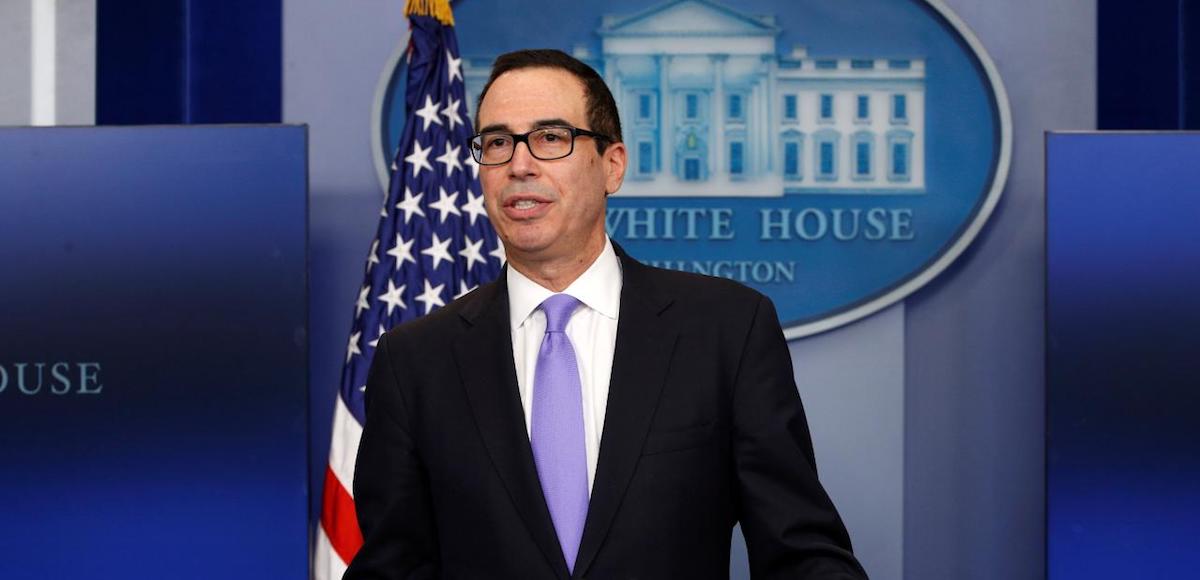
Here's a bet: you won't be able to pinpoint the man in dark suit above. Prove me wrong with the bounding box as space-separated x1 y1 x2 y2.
346 49 866 579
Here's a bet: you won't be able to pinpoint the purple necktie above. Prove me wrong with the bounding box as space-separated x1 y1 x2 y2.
530 293 589 573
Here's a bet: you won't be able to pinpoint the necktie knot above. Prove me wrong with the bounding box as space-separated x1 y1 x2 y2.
540 293 581 333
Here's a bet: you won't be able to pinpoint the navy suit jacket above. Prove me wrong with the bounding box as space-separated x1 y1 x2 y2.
345 245 866 579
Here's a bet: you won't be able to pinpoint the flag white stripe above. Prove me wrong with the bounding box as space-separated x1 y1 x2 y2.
313 526 348 580
328 393 364 499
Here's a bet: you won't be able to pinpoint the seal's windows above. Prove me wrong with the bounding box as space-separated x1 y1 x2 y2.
821 143 835 175
887 129 913 182
854 136 874 179
638 141 654 175
857 95 870 121
820 94 834 121
728 94 743 121
685 94 699 119
892 94 908 123
814 129 840 182
893 143 908 177
783 139 802 180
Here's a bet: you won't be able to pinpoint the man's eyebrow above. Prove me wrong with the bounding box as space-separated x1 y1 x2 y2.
477 123 510 134
531 118 573 128
477 119 575 134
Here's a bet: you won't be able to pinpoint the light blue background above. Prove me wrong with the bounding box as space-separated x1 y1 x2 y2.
379 0 1002 327
285 1 1095 577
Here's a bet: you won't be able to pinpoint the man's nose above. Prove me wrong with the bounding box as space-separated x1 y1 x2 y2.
507 140 538 177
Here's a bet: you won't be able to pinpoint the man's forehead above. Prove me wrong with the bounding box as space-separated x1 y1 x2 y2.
478 67 588 128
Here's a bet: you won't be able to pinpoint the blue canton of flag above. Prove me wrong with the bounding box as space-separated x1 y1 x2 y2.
315 4 502 578
341 10 501 432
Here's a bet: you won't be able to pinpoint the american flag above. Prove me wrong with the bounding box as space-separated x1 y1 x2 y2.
313 3 502 578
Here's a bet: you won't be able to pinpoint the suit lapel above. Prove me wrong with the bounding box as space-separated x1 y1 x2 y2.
453 276 570 579
574 249 678 577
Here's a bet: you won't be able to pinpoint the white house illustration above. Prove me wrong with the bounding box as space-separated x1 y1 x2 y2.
463 0 926 197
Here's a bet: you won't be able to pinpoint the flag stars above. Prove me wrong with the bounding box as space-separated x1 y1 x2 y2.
441 97 464 131
328 32 500 566
447 50 463 84
428 187 461 224
387 233 416 267
436 143 463 178
346 330 363 363
459 236 486 270
405 140 433 178
377 279 407 316
421 232 455 269
366 239 380 273
415 95 443 132
368 324 386 348
396 187 425 224
490 242 507 264
355 285 371 316
463 153 480 180
415 279 446 314
456 281 477 300
461 190 487 226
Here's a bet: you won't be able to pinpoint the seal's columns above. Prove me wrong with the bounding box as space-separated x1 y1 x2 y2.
657 54 672 178
603 54 622 131
711 54 727 179
762 54 776 173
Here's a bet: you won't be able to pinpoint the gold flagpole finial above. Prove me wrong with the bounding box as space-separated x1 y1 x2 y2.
404 0 455 26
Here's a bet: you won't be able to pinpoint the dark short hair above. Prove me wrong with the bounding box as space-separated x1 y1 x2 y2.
474 49 623 152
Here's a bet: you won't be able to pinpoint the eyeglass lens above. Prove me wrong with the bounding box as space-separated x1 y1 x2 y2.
473 127 575 164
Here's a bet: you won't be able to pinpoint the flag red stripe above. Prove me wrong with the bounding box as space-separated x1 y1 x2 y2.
320 465 364 564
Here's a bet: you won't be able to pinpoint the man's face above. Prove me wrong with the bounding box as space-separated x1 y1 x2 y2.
476 67 625 266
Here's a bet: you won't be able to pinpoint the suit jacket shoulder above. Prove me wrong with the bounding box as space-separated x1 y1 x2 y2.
619 250 776 352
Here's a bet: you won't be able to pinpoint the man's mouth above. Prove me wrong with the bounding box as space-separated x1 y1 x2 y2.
502 196 552 219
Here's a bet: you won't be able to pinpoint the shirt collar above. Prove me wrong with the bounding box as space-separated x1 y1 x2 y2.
507 236 622 329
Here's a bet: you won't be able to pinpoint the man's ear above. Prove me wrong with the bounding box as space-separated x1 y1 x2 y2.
603 141 627 196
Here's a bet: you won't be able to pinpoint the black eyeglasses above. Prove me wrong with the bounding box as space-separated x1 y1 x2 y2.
469 125 612 166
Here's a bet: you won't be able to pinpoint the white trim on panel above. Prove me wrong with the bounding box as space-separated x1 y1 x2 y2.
30 0 56 126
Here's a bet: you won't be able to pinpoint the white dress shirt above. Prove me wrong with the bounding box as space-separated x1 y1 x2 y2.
507 237 622 495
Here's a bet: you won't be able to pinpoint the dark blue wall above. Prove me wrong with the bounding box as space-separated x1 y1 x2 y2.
97 0 281 124
98 0 1200 129
1098 0 1200 129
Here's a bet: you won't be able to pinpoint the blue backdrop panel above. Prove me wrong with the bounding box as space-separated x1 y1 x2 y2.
96 0 282 124
1047 132 1200 578
0 126 308 579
